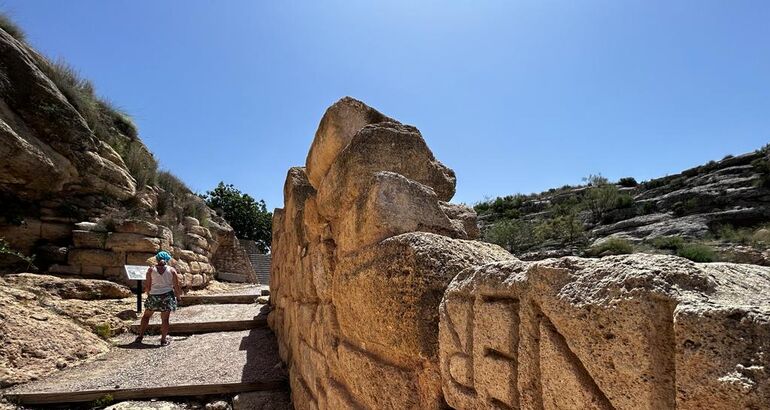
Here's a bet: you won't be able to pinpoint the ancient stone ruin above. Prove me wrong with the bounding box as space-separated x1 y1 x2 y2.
270 97 770 409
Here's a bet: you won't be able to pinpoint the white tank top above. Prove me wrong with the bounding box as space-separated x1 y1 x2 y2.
149 265 176 295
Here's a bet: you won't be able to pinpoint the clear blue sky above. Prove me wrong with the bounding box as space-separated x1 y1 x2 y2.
4 1 769 209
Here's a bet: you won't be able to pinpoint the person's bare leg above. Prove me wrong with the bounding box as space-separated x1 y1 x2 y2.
160 311 171 345
135 310 154 342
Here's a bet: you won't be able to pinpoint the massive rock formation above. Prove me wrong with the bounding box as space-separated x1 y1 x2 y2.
270 97 503 409
0 26 254 286
271 97 770 409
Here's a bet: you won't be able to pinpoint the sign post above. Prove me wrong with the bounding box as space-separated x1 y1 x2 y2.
124 265 149 313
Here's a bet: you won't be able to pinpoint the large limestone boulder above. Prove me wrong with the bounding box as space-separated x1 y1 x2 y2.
332 172 465 255
4 273 131 299
305 96 397 189
316 121 456 220
439 254 770 410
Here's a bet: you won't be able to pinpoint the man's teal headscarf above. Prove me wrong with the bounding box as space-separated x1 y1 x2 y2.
155 251 172 263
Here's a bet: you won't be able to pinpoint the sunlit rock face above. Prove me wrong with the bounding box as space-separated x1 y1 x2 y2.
270 97 512 409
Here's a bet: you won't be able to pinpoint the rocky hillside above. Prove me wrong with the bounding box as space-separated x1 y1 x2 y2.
0 17 255 285
476 145 770 264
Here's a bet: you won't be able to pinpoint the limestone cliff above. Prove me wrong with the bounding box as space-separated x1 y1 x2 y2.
0 24 255 285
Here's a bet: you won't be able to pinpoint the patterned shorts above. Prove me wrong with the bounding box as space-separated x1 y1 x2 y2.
144 291 177 312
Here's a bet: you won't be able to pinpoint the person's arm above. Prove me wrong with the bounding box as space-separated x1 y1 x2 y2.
143 267 153 293
171 268 183 301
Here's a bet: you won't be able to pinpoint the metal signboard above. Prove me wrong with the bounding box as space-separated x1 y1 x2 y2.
124 265 148 281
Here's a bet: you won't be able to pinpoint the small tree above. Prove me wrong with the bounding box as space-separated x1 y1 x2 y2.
204 182 272 253
582 174 633 223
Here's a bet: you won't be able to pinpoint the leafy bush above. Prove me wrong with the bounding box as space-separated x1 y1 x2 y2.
204 182 272 252
618 177 638 187
650 236 685 251
0 12 25 41
586 237 634 257
582 175 634 222
483 219 537 253
676 243 716 262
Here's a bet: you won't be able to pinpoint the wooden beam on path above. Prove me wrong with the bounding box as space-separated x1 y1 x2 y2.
129 318 267 335
179 294 259 306
4 380 288 405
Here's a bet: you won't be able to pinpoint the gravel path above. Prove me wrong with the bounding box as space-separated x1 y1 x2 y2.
3 329 286 394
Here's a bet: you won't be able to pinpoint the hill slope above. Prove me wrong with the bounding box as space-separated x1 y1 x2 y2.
475 146 770 264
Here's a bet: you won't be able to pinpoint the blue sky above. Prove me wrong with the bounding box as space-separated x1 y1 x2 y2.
3 1 769 209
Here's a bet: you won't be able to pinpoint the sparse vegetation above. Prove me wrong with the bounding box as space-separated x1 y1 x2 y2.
94 323 113 339
751 145 770 188
91 394 114 408
618 177 638 187
714 223 770 249
0 12 26 42
650 236 685 251
583 175 634 223
586 237 634 257
676 243 716 263
120 141 159 188
0 238 34 268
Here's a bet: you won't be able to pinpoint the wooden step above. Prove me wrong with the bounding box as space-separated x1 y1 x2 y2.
130 303 269 335
3 381 288 405
129 318 267 335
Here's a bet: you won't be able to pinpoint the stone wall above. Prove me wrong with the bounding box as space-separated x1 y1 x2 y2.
270 97 770 409
47 217 216 288
211 234 257 283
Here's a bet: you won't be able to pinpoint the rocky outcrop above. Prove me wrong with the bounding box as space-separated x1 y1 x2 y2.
269 97 513 409
440 255 770 409
271 98 770 409
0 28 135 204
0 26 254 286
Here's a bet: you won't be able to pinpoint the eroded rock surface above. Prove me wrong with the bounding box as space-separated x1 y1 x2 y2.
270 98 513 409
440 254 770 409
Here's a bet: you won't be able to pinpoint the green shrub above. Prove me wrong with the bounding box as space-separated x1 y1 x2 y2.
676 243 716 262
618 177 638 187
650 236 685 251
93 323 112 339
0 12 26 42
91 394 114 408
586 237 634 257
582 175 635 222
483 219 537 253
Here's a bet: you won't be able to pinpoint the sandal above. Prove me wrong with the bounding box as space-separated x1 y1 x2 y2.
133 336 143 344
